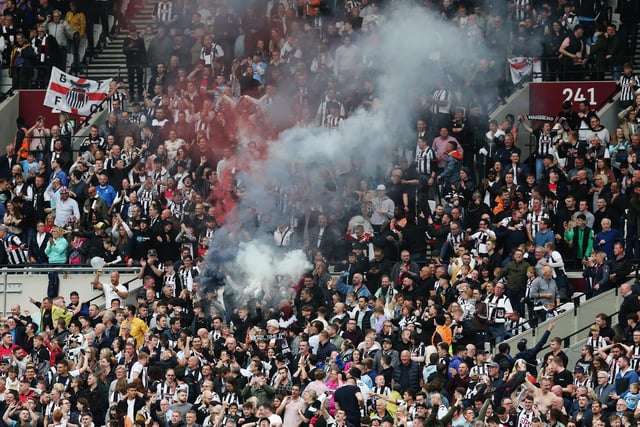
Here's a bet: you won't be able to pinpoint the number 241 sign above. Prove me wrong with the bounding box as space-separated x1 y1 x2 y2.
529 81 617 116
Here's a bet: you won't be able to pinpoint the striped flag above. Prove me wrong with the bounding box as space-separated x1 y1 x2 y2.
43 67 112 116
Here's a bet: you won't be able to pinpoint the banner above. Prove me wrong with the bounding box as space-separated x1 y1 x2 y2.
508 57 541 84
43 67 111 116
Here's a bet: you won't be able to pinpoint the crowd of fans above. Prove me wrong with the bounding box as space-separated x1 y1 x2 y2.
0 0 640 426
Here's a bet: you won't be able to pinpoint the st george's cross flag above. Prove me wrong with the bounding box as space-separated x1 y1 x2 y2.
508 57 542 84
43 67 112 116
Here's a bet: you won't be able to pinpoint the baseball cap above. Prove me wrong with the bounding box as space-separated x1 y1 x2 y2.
487 362 499 369
382 337 393 344
376 184 386 191
147 249 157 256
574 366 585 373
59 186 69 194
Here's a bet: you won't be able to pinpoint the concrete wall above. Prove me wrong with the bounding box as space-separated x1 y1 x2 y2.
498 286 623 368
0 87 112 153
0 268 143 320
0 94 20 151
596 92 622 139
490 84 534 159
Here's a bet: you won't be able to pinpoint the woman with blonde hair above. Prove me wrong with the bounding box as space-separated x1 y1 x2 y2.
121 136 138 165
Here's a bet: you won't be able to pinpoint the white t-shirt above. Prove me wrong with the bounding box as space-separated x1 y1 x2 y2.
268 414 283 427
104 283 128 308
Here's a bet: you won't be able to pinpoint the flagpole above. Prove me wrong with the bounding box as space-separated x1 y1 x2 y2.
78 96 110 128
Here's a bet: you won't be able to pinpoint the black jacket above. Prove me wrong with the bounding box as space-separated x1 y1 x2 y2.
514 329 551 376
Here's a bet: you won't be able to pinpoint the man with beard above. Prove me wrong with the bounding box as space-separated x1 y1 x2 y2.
367 248 392 293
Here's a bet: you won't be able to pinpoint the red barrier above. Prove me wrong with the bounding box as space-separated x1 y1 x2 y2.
529 81 618 116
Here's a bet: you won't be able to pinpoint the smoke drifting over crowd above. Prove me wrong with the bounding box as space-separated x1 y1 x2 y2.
199 5 496 308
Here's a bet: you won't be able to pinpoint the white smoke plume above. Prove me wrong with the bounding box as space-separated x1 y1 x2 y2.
230 241 311 302
201 5 497 307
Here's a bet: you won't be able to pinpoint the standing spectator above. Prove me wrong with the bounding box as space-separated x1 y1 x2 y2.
559 25 586 81
213 5 237 69
0 224 27 265
583 252 611 297
432 127 461 171
593 218 622 260
64 1 86 74
10 32 35 89
146 25 173 69
530 266 559 325
496 248 528 315
44 226 68 298
439 141 463 191
123 26 146 101
369 185 394 233
46 10 70 71
392 350 421 393
334 375 365 427
31 25 59 89
333 35 359 77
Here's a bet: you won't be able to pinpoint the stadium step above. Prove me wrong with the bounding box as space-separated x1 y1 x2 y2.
84 0 156 84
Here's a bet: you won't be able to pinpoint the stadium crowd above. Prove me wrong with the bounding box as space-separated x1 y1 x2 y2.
0 0 640 426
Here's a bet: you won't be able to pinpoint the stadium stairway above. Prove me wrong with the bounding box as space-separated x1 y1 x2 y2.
84 0 155 83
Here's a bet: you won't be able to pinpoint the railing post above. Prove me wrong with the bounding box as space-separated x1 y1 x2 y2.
3 268 7 317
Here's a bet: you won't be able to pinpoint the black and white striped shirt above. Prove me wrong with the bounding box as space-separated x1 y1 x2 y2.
630 344 640 372
608 356 621 384
505 317 530 336
446 230 467 249
138 189 154 214
107 90 127 113
619 74 640 102
324 115 343 131
2 233 27 265
536 131 555 157
416 146 436 176
573 376 593 389
155 1 173 23
526 210 549 236
178 266 199 293
431 89 449 114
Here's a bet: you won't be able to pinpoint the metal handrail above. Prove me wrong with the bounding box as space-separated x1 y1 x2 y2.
1 265 140 313
0 64 148 92
0 265 138 272
524 285 622 354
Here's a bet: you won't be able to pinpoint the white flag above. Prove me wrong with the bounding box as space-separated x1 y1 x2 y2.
43 67 112 116
508 57 541 84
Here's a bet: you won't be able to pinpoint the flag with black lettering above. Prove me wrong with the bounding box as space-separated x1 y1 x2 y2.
44 67 112 116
